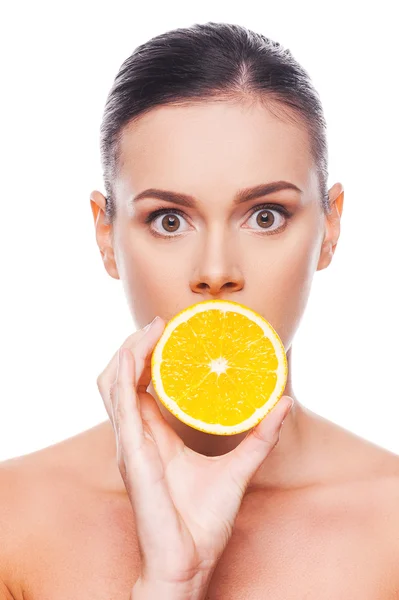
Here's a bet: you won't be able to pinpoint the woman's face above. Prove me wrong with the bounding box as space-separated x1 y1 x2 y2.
91 100 343 350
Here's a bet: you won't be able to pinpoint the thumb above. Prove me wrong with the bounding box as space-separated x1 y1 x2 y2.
131 316 166 392
226 396 294 490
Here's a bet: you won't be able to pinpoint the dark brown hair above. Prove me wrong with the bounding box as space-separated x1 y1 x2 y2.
99 21 330 225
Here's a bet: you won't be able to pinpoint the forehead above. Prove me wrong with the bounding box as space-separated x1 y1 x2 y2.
116 100 316 197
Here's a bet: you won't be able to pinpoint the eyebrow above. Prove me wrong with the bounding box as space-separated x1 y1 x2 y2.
129 180 303 209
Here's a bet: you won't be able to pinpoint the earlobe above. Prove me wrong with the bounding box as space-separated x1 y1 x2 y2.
102 247 120 280
316 241 333 271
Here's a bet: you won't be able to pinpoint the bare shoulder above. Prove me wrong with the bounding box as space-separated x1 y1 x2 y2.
0 453 45 598
0 457 27 598
0 421 116 597
323 416 399 581
369 446 399 548
369 449 399 589
325 414 399 507
304 411 399 530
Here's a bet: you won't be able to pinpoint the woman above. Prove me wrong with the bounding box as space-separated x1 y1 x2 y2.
1 21 398 600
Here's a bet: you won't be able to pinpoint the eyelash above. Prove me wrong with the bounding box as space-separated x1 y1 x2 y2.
144 202 293 238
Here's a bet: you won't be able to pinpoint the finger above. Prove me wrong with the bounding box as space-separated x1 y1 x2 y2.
97 317 165 420
112 316 167 451
115 346 176 463
226 396 294 491
124 332 185 468
100 321 157 387
129 317 166 393
114 348 144 451
106 318 181 470
97 329 148 421
114 346 185 561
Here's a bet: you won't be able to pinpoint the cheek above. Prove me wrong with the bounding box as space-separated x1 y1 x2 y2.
249 220 319 283
249 228 321 344
120 236 188 318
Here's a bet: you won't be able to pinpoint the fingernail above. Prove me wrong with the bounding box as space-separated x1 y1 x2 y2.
280 398 294 426
143 316 159 332
285 398 294 415
117 347 123 375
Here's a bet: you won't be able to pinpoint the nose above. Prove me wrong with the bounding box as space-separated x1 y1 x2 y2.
189 234 244 298
192 276 243 297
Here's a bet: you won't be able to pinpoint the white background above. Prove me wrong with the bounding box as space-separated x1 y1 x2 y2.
1 1 398 461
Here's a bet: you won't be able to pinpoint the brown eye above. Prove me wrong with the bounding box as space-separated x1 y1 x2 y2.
147 210 190 237
161 214 180 232
246 206 287 234
256 210 275 228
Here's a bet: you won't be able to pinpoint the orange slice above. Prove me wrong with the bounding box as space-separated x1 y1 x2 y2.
151 299 288 435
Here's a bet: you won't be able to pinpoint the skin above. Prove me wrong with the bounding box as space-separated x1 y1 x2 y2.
1 99 398 599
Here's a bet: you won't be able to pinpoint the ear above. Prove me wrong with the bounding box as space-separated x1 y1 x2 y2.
317 183 344 271
90 190 120 280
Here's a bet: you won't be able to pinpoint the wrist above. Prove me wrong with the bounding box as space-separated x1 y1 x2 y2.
131 573 213 600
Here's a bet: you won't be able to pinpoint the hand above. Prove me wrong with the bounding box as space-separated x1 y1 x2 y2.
97 316 293 597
